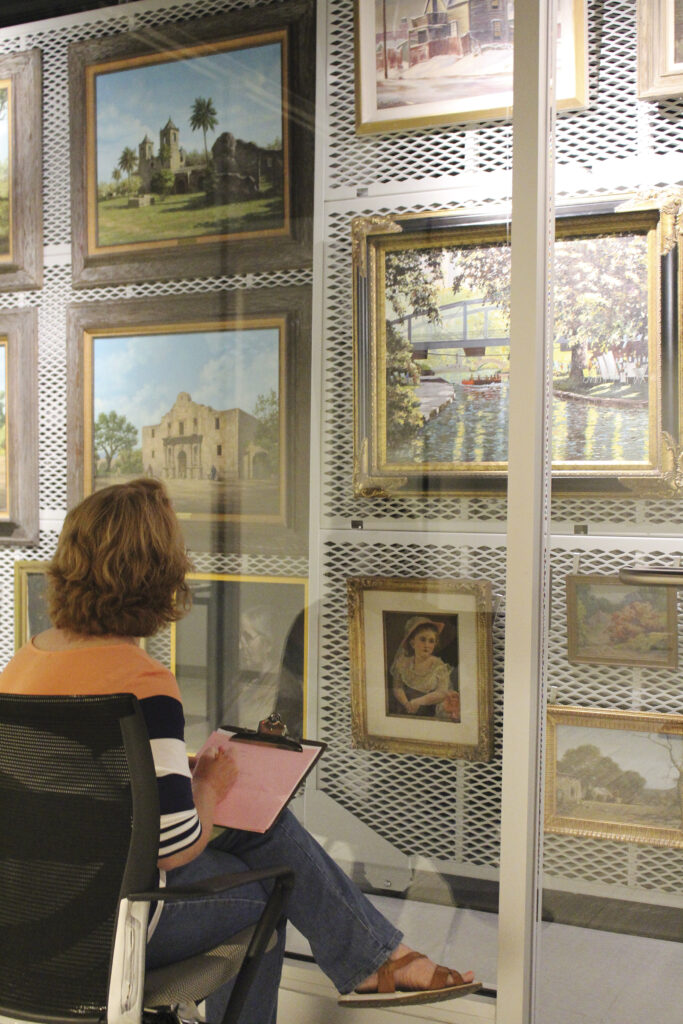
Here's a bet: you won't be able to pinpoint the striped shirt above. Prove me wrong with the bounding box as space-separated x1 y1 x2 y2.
0 640 201 861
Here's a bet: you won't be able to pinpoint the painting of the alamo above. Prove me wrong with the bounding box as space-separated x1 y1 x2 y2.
141 392 279 518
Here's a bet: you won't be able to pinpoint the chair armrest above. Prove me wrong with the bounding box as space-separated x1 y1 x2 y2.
128 864 294 903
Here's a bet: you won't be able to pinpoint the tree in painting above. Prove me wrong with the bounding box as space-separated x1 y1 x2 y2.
94 410 138 475
384 246 443 449
252 389 280 477
118 146 138 183
190 96 218 167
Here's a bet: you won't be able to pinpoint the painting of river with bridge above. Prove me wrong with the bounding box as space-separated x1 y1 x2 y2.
382 231 651 473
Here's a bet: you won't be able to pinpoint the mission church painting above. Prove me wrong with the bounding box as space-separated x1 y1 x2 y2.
141 391 270 484
93 37 287 248
135 117 283 202
89 323 282 522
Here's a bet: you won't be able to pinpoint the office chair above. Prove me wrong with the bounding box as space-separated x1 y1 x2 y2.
0 692 294 1024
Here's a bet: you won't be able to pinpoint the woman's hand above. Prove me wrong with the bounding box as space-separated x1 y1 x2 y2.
442 691 461 721
192 746 239 801
158 749 238 872
406 698 421 714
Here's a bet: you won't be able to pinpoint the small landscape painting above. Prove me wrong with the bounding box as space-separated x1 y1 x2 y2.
90 33 286 251
0 82 10 257
85 321 284 523
546 706 683 848
565 574 678 669
378 223 652 475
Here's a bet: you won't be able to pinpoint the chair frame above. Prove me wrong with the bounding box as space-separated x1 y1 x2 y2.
0 693 294 1024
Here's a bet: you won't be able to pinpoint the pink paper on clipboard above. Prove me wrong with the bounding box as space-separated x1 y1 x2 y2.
197 728 324 833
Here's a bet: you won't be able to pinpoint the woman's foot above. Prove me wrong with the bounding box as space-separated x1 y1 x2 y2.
355 943 475 993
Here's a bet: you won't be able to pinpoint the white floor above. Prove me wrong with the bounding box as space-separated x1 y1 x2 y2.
284 895 683 1024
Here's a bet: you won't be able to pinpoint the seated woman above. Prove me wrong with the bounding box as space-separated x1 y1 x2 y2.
0 479 479 1021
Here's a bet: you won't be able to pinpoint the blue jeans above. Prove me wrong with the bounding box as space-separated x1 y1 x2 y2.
146 809 403 1023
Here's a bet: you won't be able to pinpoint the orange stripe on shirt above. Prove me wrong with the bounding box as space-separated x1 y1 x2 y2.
0 641 181 703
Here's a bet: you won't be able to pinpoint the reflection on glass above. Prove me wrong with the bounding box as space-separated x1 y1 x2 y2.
173 574 307 750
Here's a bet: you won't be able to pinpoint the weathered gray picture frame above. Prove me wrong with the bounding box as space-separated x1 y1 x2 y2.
0 49 42 292
68 0 315 288
0 308 39 544
66 288 311 555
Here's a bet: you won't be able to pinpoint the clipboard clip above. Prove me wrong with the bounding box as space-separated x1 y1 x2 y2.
226 713 303 752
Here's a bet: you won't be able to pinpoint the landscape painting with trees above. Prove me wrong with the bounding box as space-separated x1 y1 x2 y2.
85 321 284 523
355 205 666 493
91 32 286 250
0 83 9 257
566 574 678 669
546 707 683 848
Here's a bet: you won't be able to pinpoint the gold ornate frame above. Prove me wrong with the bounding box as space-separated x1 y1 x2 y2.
545 705 683 849
347 575 494 760
352 192 683 499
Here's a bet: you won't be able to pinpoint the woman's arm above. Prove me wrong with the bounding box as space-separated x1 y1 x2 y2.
405 660 451 712
158 747 238 870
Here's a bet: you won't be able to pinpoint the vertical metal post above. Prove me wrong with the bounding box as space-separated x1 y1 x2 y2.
496 0 556 1021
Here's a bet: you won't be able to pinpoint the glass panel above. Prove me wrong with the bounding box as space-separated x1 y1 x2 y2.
538 1 683 1021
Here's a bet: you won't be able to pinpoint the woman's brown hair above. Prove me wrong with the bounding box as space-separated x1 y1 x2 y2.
48 477 192 637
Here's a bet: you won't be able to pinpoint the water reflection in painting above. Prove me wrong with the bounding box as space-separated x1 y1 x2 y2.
384 230 650 469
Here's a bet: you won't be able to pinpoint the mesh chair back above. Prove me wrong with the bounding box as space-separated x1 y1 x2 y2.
0 693 159 1024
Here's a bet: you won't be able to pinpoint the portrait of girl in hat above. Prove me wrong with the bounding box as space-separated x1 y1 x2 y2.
386 613 461 721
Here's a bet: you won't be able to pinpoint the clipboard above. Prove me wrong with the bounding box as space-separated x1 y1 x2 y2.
196 725 325 833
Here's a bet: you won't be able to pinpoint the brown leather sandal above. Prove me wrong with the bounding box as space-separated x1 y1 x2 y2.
338 951 483 1007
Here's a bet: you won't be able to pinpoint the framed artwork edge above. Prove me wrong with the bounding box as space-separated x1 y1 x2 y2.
0 48 42 292
545 704 683 849
347 575 494 761
66 287 311 555
353 0 588 134
352 191 680 500
68 0 315 288
637 0 683 100
14 559 49 649
0 308 39 544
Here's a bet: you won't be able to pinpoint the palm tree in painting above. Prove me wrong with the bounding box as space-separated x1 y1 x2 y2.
118 146 137 183
190 97 218 167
